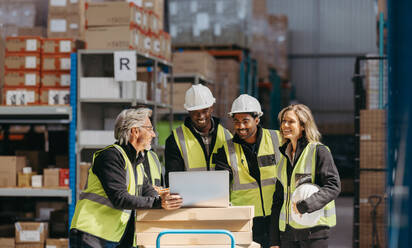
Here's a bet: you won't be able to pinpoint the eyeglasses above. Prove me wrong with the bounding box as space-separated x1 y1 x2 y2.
140 125 155 132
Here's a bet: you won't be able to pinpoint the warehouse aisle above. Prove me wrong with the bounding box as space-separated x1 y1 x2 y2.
330 196 353 248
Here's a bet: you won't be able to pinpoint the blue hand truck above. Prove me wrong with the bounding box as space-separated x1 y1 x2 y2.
156 229 236 248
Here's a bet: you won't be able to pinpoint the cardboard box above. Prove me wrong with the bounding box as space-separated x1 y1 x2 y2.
143 0 163 30
79 162 91 190
35 200 66 220
59 169 69 187
360 109 386 141
135 6 149 32
5 71 41 87
41 72 71 87
18 172 36 188
0 157 27 188
15 222 48 244
5 37 42 53
46 238 69 248
41 54 71 71
136 232 252 245
85 2 136 27
360 141 386 169
15 244 43 248
170 82 192 112
0 238 14 248
43 168 60 188
136 219 252 233
3 87 39 106
5 53 41 71
79 77 120 99
136 206 254 221
47 14 85 40
160 31 171 62
39 87 70 105
31 175 42 188
18 27 46 37
148 11 159 34
173 51 216 82
42 38 76 54
360 171 386 199
150 32 161 57
48 0 83 15
85 26 137 50
15 150 48 173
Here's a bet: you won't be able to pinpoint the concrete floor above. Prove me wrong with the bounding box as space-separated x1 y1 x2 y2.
329 196 354 248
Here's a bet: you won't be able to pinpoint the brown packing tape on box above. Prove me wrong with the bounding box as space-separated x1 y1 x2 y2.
136 232 252 245
136 219 252 233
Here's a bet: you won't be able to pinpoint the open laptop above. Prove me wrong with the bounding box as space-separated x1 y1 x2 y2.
168 171 230 208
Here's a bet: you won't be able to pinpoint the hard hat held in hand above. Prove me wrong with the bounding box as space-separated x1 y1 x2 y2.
184 84 216 111
290 183 323 226
228 94 263 117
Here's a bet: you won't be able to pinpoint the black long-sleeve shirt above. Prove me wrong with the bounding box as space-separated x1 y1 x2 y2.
92 142 162 246
164 116 223 186
269 137 341 245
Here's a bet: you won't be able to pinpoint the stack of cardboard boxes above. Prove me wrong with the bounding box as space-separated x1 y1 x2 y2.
40 38 75 105
3 36 42 105
364 58 388 109
84 0 171 62
47 0 85 40
135 206 260 247
359 109 387 247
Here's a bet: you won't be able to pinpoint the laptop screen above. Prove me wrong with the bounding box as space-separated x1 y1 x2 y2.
168 170 230 208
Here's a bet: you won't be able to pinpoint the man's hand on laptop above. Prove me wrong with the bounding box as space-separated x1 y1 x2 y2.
160 191 183 210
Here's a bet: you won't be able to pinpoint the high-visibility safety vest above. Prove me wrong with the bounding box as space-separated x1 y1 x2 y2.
173 124 232 171
146 150 163 186
277 142 336 231
70 144 144 244
223 129 282 217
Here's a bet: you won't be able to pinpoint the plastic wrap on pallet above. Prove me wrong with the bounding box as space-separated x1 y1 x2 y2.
361 55 388 109
0 1 36 28
169 0 252 47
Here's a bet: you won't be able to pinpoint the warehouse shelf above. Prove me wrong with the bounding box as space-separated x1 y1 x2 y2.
170 73 214 85
0 188 71 203
0 106 72 123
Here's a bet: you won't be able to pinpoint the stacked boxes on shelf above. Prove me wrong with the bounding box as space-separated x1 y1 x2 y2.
47 0 85 40
0 1 36 38
135 206 259 247
359 109 387 248
40 38 75 105
84 0 171 63
3 36 42 105
15 222 48 248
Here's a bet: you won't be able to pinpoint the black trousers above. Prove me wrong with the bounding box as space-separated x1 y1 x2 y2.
253 216 271 248
280 238 328 248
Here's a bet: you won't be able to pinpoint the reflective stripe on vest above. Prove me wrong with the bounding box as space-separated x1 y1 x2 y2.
173 124 231 171
70 144 143 243
225 129 281 217
147 150 162 186
278 142 337 231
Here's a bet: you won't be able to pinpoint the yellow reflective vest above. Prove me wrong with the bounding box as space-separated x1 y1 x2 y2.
146 150 163 186
70 144 144 244
173 123 232 170
277 142 336 231
223 129 282 217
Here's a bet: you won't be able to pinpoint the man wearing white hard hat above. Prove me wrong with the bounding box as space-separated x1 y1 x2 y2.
269 104 340 248
214 94 284 248
164 84 232 186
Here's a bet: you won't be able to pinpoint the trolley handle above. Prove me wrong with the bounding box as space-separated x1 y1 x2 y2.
156 229 236 248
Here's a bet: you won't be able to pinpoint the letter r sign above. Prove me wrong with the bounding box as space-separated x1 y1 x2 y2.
114 51 136 81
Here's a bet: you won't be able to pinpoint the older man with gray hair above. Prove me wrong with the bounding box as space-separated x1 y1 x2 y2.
70 108 183 248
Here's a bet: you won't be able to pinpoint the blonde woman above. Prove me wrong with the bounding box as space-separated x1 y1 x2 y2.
270 104 341 248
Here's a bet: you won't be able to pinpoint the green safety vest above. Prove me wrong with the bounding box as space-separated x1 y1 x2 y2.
277 142 336 231
223 129 282 217
146 150 163 186
70 144 144 244
173 123 232 171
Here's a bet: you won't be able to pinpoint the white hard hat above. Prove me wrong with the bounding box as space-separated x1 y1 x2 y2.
290 183 323 226
228 94 263 117
184 84 216 111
